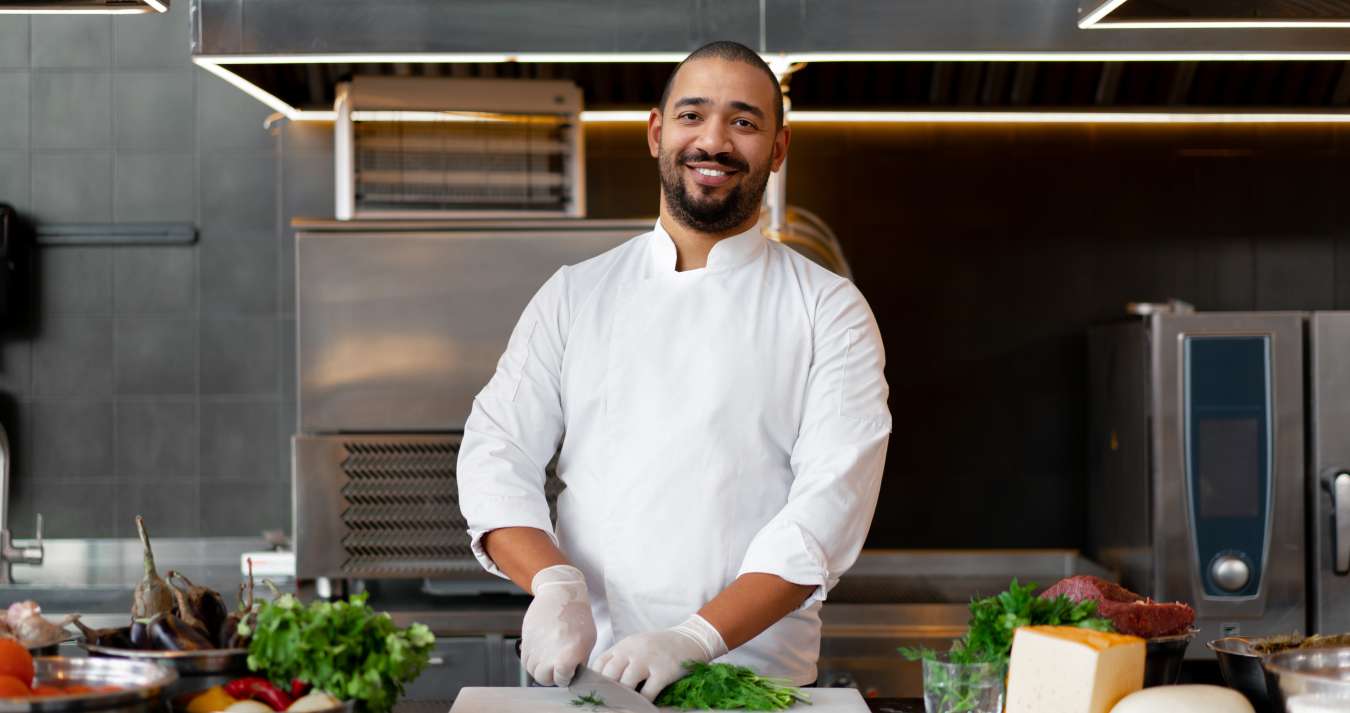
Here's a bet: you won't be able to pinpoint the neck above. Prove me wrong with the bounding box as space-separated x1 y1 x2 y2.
658 195 758 271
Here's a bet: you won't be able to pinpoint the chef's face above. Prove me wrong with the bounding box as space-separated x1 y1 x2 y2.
649 58 790 236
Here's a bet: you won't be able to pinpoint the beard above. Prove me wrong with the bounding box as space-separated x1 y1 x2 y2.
658 146 771 234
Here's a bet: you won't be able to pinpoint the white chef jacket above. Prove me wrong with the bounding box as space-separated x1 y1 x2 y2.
457 219 890 684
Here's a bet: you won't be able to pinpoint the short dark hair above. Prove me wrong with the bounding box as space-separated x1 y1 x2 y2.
658 41 784 131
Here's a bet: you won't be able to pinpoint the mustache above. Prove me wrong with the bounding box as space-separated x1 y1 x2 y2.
678 149 749 173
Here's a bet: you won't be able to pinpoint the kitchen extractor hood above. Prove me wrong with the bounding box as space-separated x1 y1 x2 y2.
190 0 1350 122
1080 0 1350 28
0 0 166 13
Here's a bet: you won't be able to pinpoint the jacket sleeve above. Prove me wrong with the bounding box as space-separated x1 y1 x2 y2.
735 278 891 607
457 268 570 579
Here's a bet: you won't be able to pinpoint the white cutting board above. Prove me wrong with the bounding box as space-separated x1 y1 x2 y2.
450 686 871 713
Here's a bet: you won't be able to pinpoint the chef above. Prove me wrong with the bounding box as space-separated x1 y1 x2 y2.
457 40 891 701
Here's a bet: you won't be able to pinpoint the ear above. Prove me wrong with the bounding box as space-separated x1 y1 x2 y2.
770 124 791 173
647 107 663 159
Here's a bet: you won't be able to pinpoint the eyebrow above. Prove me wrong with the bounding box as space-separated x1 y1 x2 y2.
672 97 767 121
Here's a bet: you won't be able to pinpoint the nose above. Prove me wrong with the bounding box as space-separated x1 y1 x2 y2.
693 120 733 156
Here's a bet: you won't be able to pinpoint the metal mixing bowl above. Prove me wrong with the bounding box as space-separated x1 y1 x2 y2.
1263 646 1350 712
0 656 178 713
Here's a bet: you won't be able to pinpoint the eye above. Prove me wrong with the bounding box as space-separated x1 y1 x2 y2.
733 118 758 129
677 111 701 122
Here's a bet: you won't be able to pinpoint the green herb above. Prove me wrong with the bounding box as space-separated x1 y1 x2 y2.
570 691 607 711
654 662 810 711
241 591 435 713
899 579 1114 712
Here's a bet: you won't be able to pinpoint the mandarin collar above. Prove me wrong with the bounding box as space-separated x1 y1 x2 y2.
647 218 766 276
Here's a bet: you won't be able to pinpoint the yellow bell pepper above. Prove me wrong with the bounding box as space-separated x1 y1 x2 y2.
188 686 239 713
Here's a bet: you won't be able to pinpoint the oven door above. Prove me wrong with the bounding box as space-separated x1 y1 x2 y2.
1311 312 1350 635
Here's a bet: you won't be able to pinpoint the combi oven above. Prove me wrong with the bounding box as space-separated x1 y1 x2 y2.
1089 307 1349 656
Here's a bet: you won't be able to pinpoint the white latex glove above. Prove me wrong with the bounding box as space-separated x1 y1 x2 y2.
520 564 597 687
594 614 729 702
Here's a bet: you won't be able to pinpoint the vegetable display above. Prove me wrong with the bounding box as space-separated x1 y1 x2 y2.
900 579 1115 713
240 591 434 713
654 662 810 711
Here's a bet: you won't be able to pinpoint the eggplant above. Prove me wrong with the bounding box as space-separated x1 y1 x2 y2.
145 612 214 651
129 617 151 649
167 571 229 646
131 516 174 620
70 616 134 649
219 559 258 649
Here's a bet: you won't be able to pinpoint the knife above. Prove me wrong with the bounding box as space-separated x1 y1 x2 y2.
567 664 660 713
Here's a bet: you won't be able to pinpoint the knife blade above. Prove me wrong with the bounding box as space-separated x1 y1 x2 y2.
568 664 660 713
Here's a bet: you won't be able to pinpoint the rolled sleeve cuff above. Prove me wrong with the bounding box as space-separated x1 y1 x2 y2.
736 520 836 611
464 496 558 580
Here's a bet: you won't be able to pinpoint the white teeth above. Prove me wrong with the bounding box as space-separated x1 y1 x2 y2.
694 167 727 177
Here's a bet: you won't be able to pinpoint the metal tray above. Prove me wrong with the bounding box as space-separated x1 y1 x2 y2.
79 643 248 677
0 656 177 713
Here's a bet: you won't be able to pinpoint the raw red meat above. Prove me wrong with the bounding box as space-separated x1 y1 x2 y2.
1040 575 1195 639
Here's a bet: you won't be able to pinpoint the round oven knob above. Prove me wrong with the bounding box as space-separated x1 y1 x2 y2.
1210 554 1251 592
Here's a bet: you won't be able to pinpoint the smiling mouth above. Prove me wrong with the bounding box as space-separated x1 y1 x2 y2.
686 164 738 187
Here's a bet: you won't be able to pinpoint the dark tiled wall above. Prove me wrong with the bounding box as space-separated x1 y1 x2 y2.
0 6 293 538
582 122 1350 549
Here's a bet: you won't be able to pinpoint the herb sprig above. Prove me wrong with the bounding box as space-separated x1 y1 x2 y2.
570 691 608 711
241 591 435 713
654 662 809 711
900 579 1114 712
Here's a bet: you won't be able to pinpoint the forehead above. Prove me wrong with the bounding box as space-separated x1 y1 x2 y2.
667 58 776 111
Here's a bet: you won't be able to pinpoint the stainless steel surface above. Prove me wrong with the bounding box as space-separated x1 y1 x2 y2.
0 421 43 585
295 221 642 433
0 656 180 713
1212 554 1254 593
1311 313 1350 635
827 548 1113 603
1264 646 1350 711
569 666 658 713
80 644 248 676
1090 312 1310 658
191 0 1350 57
1208 637 1272 712
1333 473 1349 574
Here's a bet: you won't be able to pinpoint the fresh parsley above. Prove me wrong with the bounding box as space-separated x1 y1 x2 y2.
240 591 435 713
654 662 810 711
570 691 608 711
900 578 1114 713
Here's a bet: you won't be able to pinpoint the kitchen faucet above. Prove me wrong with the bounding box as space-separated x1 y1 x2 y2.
0 422 43 585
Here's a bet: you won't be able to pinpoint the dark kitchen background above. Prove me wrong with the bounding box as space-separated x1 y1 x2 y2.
1 3 1348 546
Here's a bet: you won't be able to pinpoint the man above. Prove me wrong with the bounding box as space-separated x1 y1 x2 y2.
457 40 890 701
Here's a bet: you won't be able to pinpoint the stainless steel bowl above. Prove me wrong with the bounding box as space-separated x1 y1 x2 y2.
0 656 178 713
1145 628 1198 687
1209 637 1273 712
78 644 248 677
1263 646 1350 712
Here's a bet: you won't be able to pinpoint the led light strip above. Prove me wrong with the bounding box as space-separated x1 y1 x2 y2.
0 6 157 12
194 57 1350 126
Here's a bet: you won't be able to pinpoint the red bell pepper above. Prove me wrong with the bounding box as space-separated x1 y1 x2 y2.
224 677 295 711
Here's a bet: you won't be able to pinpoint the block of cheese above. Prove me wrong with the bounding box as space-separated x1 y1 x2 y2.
1110 684 1255 713
1005 625 1146 713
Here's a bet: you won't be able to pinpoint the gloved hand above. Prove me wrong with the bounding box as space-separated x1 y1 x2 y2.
520 564 597 686
594 614 729 701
